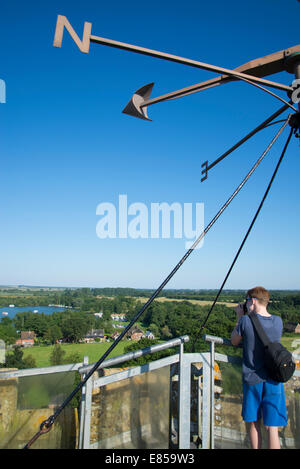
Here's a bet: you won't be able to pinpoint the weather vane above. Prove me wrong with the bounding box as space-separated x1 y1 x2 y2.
53 15 300 182
21 14 300 449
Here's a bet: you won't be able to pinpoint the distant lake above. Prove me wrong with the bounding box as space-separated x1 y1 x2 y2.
0 305 68 320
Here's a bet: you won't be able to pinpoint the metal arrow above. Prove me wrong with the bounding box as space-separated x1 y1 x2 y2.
53 16 299 119
90 33 293 92
120 45 300 121
88 34 297 121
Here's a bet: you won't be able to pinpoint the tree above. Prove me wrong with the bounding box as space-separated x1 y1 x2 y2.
45 325 62 344
50 344 66 366
61 316 91 343
148 323 161 339
161 325 172 339
4 346 27 369
0 320 18 345
64 352 81 365
23 354 36 369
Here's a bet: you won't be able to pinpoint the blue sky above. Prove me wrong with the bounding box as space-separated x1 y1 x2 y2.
0 0 299 290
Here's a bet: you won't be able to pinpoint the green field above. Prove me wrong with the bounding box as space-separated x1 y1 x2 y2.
22 341 131 368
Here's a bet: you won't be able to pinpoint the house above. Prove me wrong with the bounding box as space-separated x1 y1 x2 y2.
83 329 106 343
111 331 121 341
15 331 35 347
145 331 155 340
126 326 145 341
94 312 103 318
284 322 300 333
111 313 126 321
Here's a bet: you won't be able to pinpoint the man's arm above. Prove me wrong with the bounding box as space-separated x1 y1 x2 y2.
231 303 244 346
231 323 242 346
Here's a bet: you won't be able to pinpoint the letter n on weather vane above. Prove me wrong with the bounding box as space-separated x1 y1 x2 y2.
53 15 92 53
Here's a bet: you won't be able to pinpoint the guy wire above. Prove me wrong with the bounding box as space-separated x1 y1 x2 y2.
23 115 292 449
233 75 297 112
192 118 293 350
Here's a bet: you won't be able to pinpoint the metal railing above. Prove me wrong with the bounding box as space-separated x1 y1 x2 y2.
0 335 299 449
77 335 190 449
204 334 300 449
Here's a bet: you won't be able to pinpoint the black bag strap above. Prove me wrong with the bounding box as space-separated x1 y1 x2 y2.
248 312 271 347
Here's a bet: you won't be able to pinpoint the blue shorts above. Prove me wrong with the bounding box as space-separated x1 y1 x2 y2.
242 381 287 427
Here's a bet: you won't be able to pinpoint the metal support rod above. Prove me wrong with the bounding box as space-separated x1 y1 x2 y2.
178 341 191 449
210 341 215 449
82 377 92 449
201 354 211 448
133 43 300 106
90 34 292 94
78 356 89 449
140 78 296 117
197 370 202 446
78 335 189 375
201 103 290 182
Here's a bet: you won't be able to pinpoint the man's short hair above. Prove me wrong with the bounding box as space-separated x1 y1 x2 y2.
247 286 270 307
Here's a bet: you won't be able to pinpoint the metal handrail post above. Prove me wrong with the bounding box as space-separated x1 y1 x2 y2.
178 339 191 449
210 341 215 449
78 356 89 449
201 352 211 449
82 376 93 449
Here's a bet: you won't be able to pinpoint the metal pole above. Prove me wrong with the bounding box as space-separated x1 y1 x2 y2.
79 335 189 375
178 340 191 449
78 356 89 449
82 377 93 449
89 34 292 94
201 103 290 182
201 354 211 449
197 371 202 447
210 341 215 449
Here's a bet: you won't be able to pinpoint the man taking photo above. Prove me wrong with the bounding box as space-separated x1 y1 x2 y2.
231 286 287 449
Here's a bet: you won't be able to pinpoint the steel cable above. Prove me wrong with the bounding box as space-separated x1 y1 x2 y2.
23 115 292 449
192 120 293 349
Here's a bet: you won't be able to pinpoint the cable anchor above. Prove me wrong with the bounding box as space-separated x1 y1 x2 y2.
23 416 54 449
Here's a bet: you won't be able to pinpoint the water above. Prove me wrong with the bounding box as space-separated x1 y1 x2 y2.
0 305 67 319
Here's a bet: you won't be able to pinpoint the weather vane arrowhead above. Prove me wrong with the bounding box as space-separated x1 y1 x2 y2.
122 83 154 121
